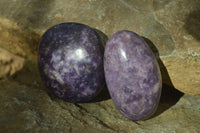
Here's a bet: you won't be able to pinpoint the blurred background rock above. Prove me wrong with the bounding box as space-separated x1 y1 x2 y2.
0 0 200 132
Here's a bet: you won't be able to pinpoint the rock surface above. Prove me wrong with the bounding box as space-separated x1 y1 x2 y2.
0 0 199 96
0 0 200 132
0 63 199 132
0 47 24 78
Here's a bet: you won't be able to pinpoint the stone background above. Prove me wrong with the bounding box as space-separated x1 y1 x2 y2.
0 0 200 132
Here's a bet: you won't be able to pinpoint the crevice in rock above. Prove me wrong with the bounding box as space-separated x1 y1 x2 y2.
57 103 88 125
74 103 116 132
118 0 140 12
94 117 116 132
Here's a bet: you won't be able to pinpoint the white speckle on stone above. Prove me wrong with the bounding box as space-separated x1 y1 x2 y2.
80 83 85 88
140 108 145 114
74 64 80 75
135 46 140 54
94 83 98 87
149 100 153 105
126 34 131 39
82 88 95 96
51 70 64 84
133 101 138 106
51 51 61 63
62 67 69 73
153 82 159 93
86 58 91 63
81 33 88 44
93 62 97 68
57 60 64 67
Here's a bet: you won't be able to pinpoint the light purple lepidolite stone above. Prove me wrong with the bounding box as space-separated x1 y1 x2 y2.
38 23 105 103
104 30 162 121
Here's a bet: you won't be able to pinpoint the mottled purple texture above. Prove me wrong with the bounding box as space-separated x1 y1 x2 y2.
104 30 162 121
38 23 105 103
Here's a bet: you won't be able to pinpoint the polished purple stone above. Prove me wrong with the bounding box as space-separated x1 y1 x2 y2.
38 23 105 103
104 30 162 121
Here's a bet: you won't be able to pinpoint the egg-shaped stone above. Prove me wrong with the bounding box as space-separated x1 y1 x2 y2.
104 30 162 121
38 23 105 103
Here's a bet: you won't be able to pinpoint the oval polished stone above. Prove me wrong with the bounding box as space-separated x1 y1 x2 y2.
104 30 162 121
38 23 105 103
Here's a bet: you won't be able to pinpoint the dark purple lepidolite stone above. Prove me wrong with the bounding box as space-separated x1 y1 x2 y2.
104 30 162 121
38 23 105 103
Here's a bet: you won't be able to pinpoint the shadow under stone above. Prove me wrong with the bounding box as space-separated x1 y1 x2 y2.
152 84 184 118
142 37 184 118
87 29 111 103
94 29 109 48
87 84 111 103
